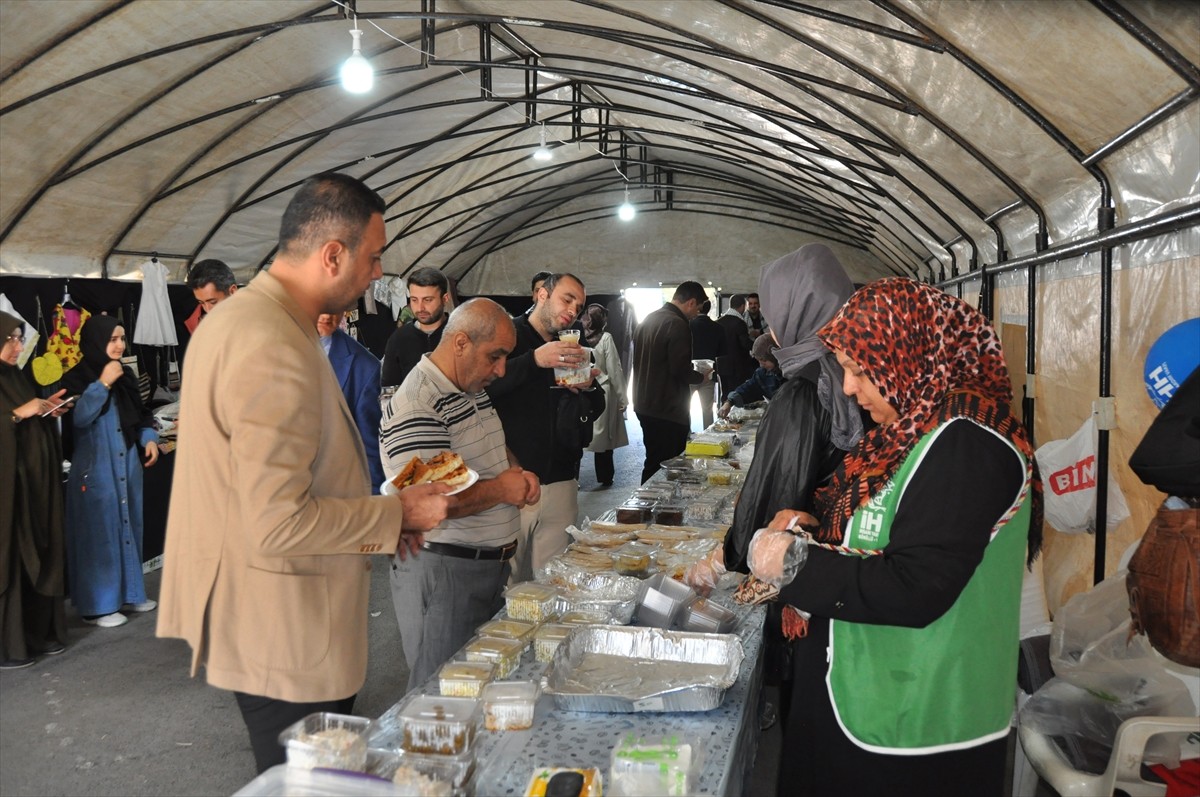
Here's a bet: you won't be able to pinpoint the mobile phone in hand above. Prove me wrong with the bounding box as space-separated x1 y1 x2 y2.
39 395 79 416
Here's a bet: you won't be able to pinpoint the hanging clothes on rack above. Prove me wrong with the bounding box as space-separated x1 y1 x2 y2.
44 284 90 375
132 258 178 346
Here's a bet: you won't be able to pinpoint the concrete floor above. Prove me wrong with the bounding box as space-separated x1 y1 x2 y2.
0 408 781 796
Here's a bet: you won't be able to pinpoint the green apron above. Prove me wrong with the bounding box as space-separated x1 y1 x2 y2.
827 419 1031 753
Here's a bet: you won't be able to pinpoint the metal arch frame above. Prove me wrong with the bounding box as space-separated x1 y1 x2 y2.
3 2 1188 305
360 63 952 276
5 5 957 277
5 4 971 280
0 3 341 248
371 117 934 275
407 163 883 268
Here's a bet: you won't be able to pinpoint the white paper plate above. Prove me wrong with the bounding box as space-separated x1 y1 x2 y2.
381 468 478 496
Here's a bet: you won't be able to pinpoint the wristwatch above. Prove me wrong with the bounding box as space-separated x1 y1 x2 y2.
11 412 21 423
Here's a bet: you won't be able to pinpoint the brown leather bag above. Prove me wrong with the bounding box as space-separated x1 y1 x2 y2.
1126 506 1200 667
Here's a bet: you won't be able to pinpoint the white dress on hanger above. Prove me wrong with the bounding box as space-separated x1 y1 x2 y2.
133 259 178 346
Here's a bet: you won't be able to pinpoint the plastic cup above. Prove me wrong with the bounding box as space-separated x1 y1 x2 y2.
559 329 580 344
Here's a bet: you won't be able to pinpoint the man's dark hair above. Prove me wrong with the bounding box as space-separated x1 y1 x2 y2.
407 266 449 294
747 292 760 301
699 299 712 315
530 271 553 291
187 259 236 293
540 272 584 297
672 281 707 305
278 173 385 258
728 293 747 312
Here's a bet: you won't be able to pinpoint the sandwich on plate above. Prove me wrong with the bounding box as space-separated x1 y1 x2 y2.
391 451 471 490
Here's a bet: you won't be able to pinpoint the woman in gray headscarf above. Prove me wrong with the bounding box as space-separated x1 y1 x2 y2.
721 243 865 737
723 243 862 571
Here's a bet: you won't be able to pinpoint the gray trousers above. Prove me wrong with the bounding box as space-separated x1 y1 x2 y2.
389 550 509 692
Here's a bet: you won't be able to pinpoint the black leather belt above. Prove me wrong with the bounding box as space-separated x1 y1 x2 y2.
421 540 517 561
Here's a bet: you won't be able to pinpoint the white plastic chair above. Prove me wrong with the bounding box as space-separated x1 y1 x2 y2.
1018 714 1198 797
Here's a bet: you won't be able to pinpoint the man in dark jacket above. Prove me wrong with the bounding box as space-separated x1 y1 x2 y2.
381 267 450 390
689 299 725 429
716 294 755 403
487 273 604 582
633 281 706 483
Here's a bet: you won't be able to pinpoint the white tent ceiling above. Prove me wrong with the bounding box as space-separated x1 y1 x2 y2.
1 0 1197 293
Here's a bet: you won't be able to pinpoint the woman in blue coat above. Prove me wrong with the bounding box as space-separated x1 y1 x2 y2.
62 315 159 628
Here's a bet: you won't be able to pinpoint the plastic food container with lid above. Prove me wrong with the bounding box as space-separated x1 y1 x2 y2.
533 623 574 662
615 499 656 524
476 618 537 649
278 712 371 771
397 695 480 756
481 680 540 731
558 609 610 626
678 596 738 634
635 573 697 628
438 660 495 698
462 635 525 678
610 541 656 577
386 747 477 793
652 502 687 526
504 582 559 622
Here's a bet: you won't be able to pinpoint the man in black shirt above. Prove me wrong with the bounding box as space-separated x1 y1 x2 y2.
487 273 604 583
717 294 755 403
689 299 725 429
381 267 450 390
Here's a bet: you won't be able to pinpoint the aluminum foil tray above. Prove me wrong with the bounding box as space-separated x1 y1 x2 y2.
542 626 744 713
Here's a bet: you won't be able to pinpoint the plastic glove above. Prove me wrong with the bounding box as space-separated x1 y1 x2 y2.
683 546 727 596
747 528 808 588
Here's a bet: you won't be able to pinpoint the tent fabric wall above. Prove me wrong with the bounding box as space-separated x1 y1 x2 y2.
996 253 1200 614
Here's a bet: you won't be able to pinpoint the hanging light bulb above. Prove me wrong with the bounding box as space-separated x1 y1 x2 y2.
340 26 374 94
533 125 552 161
617 184 636 221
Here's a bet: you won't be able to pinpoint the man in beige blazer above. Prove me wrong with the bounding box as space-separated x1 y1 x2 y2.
157 173 450 773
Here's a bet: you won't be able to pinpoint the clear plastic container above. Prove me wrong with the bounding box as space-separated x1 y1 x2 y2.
685 499 721 522
652 502 687 526
476 618 536 649
462 636 524 678
397 695 480 756
558 609 610 626
481 680 539 731
278 712 371 771
610 541 656 577
610 738 696 796
635 573 696 628
684 434 731 457
234 764 403 796
533 623 573 662
678 596 738 634
390 748 476 792
504 583 559 622
705 469 744 486
615 499 656 524
437 660 495 698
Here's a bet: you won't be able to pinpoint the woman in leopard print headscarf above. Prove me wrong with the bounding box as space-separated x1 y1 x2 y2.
754 277 1042 797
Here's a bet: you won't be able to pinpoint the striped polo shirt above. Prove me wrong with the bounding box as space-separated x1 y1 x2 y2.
380 355 518 547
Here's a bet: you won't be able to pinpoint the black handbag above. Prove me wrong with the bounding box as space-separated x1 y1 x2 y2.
555 387 605 450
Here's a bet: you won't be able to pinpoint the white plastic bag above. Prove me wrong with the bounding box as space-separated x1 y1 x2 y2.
1035 415 1130 533
1019 574 1196 770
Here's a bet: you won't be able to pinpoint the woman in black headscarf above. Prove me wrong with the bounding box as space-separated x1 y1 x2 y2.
0 311 71 668
61 315 159 628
